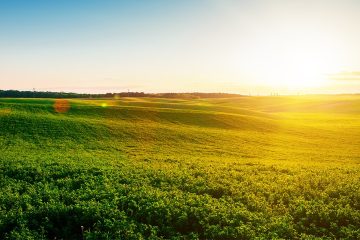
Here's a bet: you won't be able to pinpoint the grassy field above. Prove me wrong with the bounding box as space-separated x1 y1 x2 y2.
0 95 359 239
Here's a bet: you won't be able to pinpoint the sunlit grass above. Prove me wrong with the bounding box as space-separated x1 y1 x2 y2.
0 96 359 239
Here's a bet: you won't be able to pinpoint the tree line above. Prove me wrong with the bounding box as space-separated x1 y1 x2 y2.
0 90 243 99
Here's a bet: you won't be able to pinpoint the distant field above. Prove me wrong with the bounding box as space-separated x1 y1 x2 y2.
0 95 359 239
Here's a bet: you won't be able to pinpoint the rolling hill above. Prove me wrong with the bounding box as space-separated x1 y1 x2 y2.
0 95 359 239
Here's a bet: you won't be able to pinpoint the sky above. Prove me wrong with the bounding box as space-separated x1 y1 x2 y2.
1 0 360 94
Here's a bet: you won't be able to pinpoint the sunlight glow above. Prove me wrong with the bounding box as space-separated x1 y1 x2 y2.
237 26 343 91
259 48 338 89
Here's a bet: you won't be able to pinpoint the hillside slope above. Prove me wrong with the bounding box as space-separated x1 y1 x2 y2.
0 96 359 239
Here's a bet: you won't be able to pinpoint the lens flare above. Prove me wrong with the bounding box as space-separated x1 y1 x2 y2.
0 108 11 115
54 99 70 113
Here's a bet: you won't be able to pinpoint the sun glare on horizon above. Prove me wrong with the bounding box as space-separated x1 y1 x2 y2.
235 26 344 92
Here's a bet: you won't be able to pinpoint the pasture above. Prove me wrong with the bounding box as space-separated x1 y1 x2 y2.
0 95 359 239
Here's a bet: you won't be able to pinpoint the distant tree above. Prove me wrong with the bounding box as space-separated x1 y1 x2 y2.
0 90 244 99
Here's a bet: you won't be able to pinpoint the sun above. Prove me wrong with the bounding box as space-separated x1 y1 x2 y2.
260 49 333 89
244 28 342 91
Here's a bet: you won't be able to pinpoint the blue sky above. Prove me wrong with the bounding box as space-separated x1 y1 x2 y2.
0 1 196 45
1 0 360 94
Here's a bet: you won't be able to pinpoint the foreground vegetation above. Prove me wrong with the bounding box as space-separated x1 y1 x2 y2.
0 95 359 239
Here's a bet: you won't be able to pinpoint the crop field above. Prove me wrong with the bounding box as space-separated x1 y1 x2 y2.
0 95 359 239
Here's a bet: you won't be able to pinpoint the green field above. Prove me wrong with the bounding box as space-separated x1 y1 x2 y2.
0 95 359 239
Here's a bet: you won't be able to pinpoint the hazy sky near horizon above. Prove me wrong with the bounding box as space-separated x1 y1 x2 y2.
1 0 360 94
